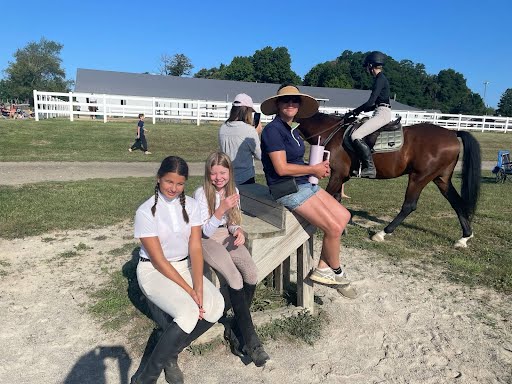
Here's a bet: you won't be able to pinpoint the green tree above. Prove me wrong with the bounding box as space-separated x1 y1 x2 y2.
436 69 485 114
2 37 72 105
251 46 301 85
303 61 351 88
193 46 300 85
160 53 194 76
223 56 255 81
497 88 512 117
194 66 223 79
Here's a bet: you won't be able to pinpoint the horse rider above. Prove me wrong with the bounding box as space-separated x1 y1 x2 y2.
345 51 392 178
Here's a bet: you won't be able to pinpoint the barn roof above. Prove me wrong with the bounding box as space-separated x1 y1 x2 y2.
75 68 419 111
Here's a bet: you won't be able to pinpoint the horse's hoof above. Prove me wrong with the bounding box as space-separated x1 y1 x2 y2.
371 230 386 242
454 233 474 248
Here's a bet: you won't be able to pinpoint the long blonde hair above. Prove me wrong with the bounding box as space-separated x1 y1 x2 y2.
203 151 242 226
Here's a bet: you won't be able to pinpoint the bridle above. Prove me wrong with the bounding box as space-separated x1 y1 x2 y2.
301 117 352 147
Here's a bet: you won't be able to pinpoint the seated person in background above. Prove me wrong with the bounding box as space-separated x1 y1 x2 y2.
0 104 9 118
219 93 262 185
9 104 16 119
260 84 351 287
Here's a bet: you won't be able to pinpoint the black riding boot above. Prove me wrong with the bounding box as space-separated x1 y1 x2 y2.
228 287 270 367
224 283 258 358
244 283 257 306
353 139 377 178
131 322 188 384
163 319 216 384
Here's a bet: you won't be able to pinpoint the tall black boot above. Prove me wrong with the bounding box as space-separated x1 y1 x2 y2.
163 319 216 384
224 283 257 358
353 139 376 178
244 283 257 306
131 322 188 384
228 287 270 367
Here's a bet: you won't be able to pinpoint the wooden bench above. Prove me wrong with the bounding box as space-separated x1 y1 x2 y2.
237 183 317 312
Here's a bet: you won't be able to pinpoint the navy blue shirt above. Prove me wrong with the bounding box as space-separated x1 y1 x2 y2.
138 120 145 137
260 116 309 186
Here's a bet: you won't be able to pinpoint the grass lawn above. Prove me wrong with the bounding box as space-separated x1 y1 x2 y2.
1 118 511 162
0 118 220 162
1 171 510 294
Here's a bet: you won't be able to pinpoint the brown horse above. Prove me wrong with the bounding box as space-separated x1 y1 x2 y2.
297 113 481 248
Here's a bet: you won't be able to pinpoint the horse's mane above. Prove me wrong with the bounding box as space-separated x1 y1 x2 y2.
298 112 342 124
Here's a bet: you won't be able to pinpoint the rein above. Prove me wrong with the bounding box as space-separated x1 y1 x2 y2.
302 118 349 147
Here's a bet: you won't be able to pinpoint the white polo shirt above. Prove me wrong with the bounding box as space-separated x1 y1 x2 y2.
193 186 241 238
134 192 202 262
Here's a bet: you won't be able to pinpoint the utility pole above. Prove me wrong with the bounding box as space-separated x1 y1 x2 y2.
483 81 490 109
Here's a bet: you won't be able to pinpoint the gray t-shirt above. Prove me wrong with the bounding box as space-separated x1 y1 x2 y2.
219 121 261 184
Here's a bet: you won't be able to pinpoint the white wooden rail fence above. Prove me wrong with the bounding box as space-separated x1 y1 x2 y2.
33 90 511 132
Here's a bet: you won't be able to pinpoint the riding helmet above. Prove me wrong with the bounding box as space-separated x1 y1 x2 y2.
363 51 386 67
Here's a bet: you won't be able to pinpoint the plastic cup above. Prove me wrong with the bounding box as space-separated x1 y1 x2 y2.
308 145 331 184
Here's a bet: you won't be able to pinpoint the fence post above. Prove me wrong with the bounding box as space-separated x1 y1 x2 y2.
69 92 74 122
103 94 107 123
196 100 200 126
152 97 156 125
457 114 462 131
505 117 509 133
33 90 39 122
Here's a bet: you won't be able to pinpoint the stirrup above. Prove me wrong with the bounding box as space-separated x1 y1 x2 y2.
359 168 376 178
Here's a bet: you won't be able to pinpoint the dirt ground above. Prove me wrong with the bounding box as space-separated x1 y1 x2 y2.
1 221 511 384
0 161 509 384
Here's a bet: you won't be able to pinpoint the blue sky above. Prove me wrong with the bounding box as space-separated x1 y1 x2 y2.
1 0 509 108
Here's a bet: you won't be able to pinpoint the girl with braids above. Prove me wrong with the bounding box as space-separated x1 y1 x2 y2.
132 156 224 384
193 151 270 367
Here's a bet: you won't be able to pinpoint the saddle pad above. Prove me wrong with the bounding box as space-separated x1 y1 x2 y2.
373 126 404 153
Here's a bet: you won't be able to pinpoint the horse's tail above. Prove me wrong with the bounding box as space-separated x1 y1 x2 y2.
456 131 481 220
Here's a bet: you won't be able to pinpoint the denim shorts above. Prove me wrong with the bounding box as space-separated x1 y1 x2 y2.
276 182 320 210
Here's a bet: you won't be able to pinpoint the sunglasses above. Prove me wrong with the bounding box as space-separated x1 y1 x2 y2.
278 96 301 104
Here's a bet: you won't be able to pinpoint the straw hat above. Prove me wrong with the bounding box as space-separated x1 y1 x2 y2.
260 85 319 118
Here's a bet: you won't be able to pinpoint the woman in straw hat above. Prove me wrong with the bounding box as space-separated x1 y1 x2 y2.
260 84 351 286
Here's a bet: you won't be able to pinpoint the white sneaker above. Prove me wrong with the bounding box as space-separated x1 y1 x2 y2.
144 151 152 155
309 267 350 285
128 148 132 152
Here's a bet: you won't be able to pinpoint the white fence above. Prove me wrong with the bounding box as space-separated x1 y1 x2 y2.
33 90 511 132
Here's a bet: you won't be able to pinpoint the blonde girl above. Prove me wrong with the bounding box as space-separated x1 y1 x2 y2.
193 151 270 367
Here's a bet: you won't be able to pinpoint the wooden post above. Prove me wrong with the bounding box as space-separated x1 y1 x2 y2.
33 90 39 121
274 264 283 294
282 257 291 288
296 237 314 313
69 92 74 122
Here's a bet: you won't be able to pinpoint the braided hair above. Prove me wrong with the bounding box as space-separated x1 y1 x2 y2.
151 156 189 223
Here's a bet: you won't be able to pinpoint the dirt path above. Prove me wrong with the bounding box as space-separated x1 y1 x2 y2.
1 223 510 384
0 161 492 186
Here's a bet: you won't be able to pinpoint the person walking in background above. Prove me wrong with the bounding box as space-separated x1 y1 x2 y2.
260 84 351 287
129 113 152 155
193 152 270 367
131 156 224 384
219 93 262 185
